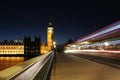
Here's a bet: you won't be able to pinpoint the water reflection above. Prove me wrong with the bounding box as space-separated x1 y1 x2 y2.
0 57 24 71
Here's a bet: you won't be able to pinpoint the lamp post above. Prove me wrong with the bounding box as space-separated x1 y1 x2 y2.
53 41 56 48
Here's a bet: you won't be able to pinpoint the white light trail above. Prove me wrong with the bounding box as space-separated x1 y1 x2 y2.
64 49 120 54
77 23 120 43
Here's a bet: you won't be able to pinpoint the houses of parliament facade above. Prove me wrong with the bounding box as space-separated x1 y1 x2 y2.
0 21 54 55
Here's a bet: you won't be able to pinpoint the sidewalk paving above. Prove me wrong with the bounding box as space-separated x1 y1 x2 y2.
50 53 120 80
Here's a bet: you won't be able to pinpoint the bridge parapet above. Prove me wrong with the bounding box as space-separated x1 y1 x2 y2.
0 51 55 80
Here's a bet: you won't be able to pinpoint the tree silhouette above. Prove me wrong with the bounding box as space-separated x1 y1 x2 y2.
66 38 74 45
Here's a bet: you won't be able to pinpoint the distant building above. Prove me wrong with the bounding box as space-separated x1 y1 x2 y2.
0 21 54 55
24 36 41 56
41 21 54 54
0 40 24 54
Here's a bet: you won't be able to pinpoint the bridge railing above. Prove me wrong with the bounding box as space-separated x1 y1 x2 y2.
0 51 55 80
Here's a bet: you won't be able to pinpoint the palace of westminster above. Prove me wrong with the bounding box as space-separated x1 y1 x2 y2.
0 21 54 55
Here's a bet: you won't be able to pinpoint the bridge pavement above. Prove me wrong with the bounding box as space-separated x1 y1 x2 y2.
50 52 120 80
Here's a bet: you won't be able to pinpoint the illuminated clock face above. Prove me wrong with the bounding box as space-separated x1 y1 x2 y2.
48 30 52 33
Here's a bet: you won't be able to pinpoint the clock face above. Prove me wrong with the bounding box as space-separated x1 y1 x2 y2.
48 30 52 33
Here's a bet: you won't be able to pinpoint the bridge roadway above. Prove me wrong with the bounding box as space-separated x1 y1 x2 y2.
50 52 120 80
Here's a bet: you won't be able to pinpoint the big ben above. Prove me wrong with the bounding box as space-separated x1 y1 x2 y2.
47 21 54 51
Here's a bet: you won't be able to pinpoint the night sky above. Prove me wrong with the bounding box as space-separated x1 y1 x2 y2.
0 0 119 44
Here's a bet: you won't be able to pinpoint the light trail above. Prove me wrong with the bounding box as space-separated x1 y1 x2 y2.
64 49 120 54
76 21 120 43
65 21 120 55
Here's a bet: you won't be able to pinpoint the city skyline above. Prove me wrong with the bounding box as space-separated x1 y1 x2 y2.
0 21 54 55
0 0 119 44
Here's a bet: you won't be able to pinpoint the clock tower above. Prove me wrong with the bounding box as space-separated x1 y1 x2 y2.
47 21 54 51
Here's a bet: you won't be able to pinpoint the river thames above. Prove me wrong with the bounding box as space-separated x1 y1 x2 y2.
0 57 26 71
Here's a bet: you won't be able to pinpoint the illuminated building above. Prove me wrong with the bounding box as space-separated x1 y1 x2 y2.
0 40 24 54
41 43 48 54
41 21 54 54
47 21 54 51
0 21 54 55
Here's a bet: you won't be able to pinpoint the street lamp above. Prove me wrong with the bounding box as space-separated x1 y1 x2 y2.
53 41 56 48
